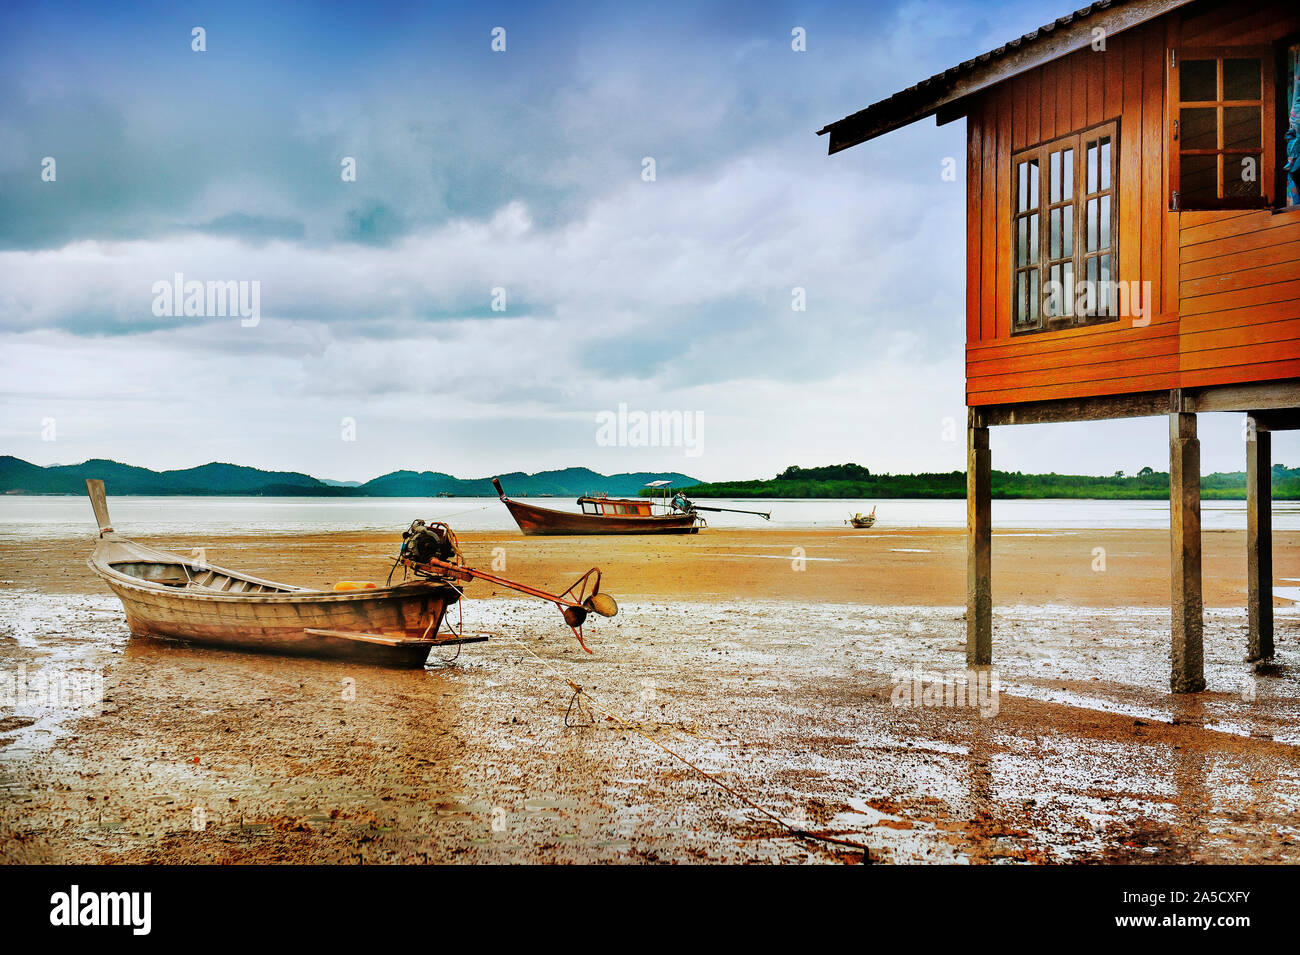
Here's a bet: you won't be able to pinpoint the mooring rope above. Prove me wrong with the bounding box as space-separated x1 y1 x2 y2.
496 631 872 862
431 501 501 521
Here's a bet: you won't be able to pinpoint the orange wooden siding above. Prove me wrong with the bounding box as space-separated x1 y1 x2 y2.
1178 208 1300 388
963 0 1300 408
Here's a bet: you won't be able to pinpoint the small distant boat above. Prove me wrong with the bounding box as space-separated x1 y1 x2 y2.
493 477 771 536
847 507 877 529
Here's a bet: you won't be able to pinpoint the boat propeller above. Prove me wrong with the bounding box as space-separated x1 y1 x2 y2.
545 568 618 652
397 521 616 653
562 591 619 630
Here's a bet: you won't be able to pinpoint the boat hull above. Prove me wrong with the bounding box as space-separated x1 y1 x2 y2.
501 497 699 536
103 578 457 667
89 539 461 667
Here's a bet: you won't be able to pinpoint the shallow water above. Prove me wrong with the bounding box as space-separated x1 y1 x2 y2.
3 494 1298 540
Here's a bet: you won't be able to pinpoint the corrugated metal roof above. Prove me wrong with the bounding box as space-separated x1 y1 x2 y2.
818 0 1187 152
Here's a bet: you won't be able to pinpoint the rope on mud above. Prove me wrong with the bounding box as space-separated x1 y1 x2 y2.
429 582 467 664
499 632 872 863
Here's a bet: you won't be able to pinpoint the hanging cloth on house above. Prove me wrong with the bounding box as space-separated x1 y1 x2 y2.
1288 43 1300 207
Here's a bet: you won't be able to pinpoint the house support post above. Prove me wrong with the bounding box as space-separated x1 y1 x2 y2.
1169 403 1205 692
967 409 992 666
1246 415 1273 662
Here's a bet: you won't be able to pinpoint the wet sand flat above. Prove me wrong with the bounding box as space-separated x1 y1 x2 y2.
7 525 1290 607
2 526 1299 863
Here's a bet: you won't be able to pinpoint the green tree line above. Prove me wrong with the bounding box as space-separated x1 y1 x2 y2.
645 462 1300 500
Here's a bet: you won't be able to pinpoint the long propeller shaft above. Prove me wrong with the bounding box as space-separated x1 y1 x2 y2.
686 504 771 520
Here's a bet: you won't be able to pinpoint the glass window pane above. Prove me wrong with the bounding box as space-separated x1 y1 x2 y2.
1180 107 1217 150
1099 255 1112 314
1179 59 1217 101
1223 58 1261 101
1181 154 1218 205
1223 105 1261 151
1225 158 1262 198
1013 125 1121 328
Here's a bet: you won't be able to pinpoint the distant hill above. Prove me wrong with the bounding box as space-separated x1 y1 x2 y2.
0 457 324 495
0 456 699 498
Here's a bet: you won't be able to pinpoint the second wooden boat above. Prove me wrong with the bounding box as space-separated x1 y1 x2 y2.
493 478 772 536
494 477 701 535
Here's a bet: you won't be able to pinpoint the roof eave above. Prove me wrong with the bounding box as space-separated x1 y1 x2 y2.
818 0 1195 155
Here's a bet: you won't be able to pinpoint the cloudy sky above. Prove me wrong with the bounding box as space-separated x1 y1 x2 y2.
1 0 1292 482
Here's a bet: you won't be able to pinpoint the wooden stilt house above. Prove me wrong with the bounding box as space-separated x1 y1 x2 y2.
819 0 1300 691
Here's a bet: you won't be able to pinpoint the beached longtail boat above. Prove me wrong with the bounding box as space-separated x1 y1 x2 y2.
494 477 770 536
85 479 616 666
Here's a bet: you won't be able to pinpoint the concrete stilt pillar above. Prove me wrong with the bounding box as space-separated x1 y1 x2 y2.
1169 408 1205 693
967 410 992 666
1246 415 1273 662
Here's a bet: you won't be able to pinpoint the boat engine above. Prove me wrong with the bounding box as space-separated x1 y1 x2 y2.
399 519 459 565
